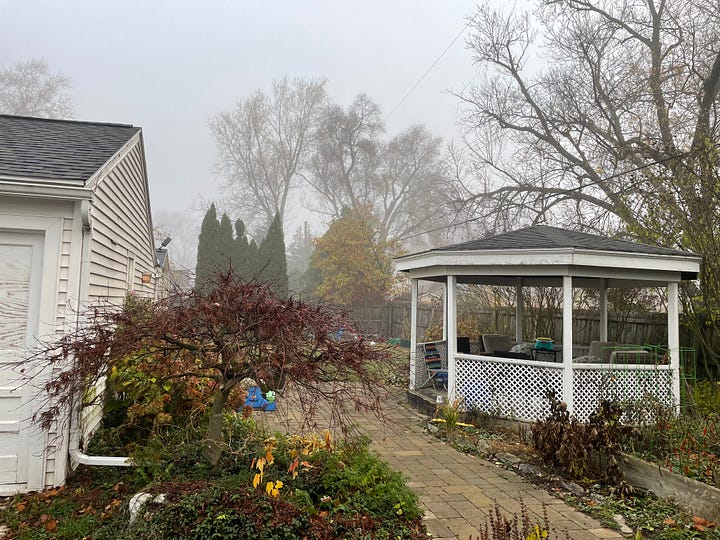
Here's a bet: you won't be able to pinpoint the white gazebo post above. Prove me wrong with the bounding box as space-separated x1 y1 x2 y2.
442 282 448 341
562 276 574 413
447 275 457 403
515 277 524 343
668 281 681 413
599 278 608 341
409 278 419 390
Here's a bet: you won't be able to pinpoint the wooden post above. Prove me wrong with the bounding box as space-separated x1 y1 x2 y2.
409 279 418 390
668 281 680 414
599 278 608 341
442 281 448 341
447 275 457 403
562 276 574 414
515 277 524 343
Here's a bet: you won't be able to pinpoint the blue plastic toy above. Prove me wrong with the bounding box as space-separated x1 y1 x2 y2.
244 385 277 412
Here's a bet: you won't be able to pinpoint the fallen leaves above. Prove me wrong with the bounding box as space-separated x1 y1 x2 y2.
39 514 58 532
692 515 717 531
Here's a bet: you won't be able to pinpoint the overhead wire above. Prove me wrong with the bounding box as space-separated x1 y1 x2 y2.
384 14 476 122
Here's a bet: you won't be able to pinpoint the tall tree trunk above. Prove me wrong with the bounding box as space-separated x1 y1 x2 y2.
204 381 233 465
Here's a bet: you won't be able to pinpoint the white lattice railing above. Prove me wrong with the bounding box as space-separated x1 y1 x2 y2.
455 354 562 421
414 340 447 389
573 363 673 422
453 355 674 423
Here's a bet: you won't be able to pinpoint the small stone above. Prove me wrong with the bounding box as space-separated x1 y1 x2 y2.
129 492 167 525
129 493 153 524
560 480 585 497
476 439 491 454
426 422 440 435
613 513 633 535
518 463 543 476
496 452 522 465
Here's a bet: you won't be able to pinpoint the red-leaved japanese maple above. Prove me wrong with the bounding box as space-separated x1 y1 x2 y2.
33 273 390 464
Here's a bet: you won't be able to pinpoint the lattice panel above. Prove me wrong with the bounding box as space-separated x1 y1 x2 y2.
573 367 674 422
456 357 563 421
413 341 447 389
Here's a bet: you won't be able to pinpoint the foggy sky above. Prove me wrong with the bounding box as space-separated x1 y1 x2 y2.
0 0 476 233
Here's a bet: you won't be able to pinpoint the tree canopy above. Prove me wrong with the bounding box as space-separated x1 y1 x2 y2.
33 275 388 465
460 0 720 374
0 58 73 118
210 77 327 234
308 205 400 306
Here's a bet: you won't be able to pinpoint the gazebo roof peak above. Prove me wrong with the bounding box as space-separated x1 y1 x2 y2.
431 225 697 258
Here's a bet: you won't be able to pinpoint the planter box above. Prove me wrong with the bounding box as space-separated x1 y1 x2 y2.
619 453 720 522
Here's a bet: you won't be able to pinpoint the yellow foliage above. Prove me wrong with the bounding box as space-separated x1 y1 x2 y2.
309 205 400 305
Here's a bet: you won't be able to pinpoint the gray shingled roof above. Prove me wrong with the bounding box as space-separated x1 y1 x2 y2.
0 115 140 185
435 225 697 257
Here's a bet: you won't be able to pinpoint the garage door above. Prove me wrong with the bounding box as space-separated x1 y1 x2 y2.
0 231 45 493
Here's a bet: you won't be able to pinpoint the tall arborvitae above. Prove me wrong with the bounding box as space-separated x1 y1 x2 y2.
195 203 221 289
258 212 288 297
287 222 315 293
247 239 259 277
234 218 254 280
218 213 235 273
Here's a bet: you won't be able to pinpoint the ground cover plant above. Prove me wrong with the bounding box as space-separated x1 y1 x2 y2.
529 392 720 538
0 422 426 539
623 381 720 489
424 390 720 539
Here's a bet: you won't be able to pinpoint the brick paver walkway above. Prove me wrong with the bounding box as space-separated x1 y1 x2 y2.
264 392 621 540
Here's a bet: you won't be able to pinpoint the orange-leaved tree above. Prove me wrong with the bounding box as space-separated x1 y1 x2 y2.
309 205 400 305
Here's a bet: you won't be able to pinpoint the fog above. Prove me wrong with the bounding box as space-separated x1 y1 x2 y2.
1 1 475 261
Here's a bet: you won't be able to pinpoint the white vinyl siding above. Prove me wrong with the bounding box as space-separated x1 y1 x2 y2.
88 141 156 304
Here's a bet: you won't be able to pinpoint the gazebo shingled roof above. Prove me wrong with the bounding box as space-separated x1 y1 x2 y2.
395 225 700 287
432 225 697 257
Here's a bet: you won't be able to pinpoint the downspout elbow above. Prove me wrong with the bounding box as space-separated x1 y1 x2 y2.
69 448 132 468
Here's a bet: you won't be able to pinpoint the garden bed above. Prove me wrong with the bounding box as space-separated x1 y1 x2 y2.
618 452 720 523
424 401 720 539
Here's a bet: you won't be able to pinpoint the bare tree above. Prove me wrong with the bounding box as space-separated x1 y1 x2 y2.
304 94 459 248
459 0 720 373
210 77 327 234
375 125 449 244
303 94 384 217
0 58 73 118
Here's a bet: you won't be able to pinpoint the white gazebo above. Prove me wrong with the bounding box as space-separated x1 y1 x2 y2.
395 226 701 421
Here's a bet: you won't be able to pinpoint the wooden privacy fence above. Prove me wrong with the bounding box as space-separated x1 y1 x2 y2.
349 303 670 346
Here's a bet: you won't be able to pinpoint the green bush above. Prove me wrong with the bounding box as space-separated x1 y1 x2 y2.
694 380 720 415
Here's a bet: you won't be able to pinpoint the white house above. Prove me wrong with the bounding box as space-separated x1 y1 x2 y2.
0 115 161 493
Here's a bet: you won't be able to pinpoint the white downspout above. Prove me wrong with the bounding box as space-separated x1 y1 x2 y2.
68 199 132 468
